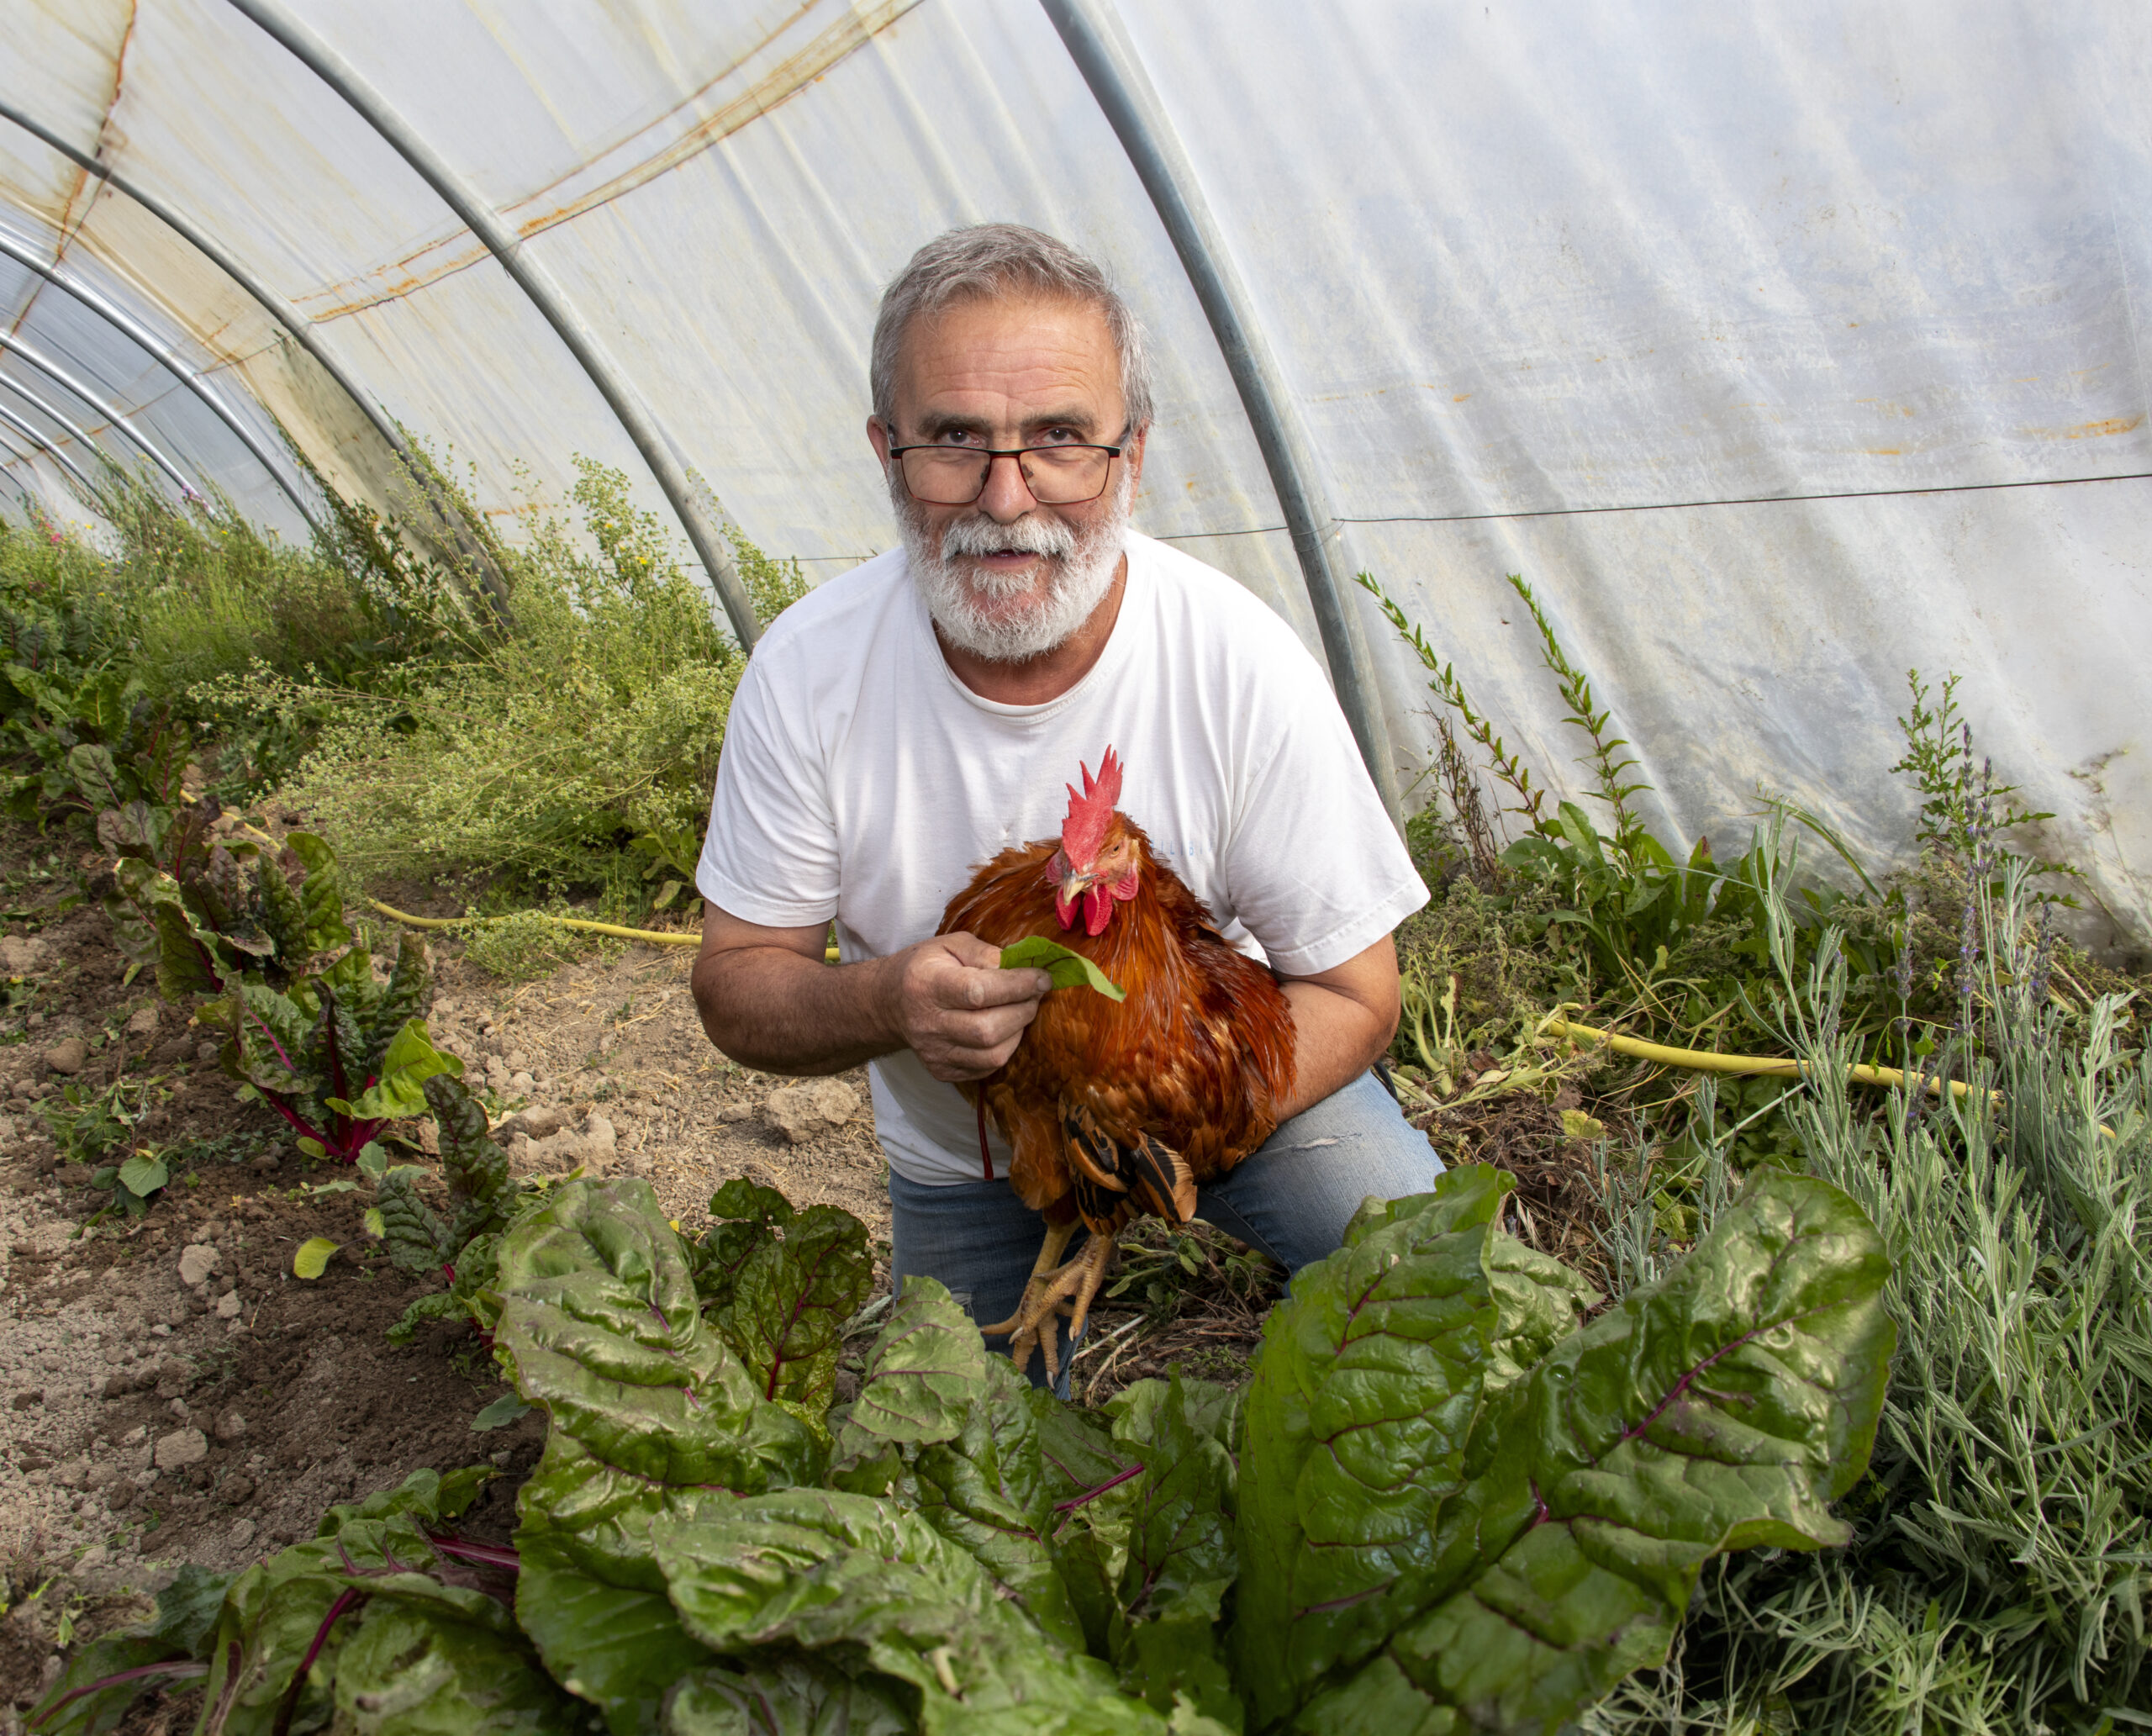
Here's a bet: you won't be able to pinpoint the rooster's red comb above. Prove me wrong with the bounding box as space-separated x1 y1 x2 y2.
1059 747 1124 868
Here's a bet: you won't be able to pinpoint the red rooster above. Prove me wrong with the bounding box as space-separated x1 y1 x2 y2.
937 747 1296 1380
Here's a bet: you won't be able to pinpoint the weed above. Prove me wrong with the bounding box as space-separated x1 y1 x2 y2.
269 461 781 893
456 906 585 983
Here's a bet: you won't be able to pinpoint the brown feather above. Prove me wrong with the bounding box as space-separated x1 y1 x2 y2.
938 816 1296 1248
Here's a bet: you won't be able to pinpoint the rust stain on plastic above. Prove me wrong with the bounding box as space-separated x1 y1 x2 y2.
13 2 138 342
2022 415 2145 441
304 0 921 321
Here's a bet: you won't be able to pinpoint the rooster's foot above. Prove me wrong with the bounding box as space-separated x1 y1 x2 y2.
982 1231 1115 1385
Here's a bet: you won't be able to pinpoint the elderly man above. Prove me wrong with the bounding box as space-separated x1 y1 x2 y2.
692 224 1434 1390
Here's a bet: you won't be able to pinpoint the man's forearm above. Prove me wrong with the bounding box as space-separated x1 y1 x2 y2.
692 946 899 1076
1274 934 1403 1121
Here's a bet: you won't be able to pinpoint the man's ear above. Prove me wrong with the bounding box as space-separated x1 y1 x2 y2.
1123 423 1149 492
866 415 894 469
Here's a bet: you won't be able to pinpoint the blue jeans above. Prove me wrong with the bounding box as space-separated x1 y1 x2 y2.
887 1072 1443 1397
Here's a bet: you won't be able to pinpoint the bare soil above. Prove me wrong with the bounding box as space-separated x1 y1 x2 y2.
0 837 892 1724
0 834 1550 1727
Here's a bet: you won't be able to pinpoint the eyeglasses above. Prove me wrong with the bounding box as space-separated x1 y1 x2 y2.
888 440 1125 506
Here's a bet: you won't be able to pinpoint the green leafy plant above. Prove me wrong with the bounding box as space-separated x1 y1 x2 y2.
203 929 459 1167
1891 667 2078 896
35 1158 1890 1735
31 1467 570 1735
37 1074 169 1222
103 819 351 998
270 461 788 894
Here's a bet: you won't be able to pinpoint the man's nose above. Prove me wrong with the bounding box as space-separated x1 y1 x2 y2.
977 451 1040 521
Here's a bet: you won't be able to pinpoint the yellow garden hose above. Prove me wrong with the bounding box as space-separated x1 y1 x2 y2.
1538 1011 1996 1105
367 897 701 947
365 897 841 962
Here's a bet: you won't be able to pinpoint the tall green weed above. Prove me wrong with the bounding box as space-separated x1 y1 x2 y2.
273 460 802 892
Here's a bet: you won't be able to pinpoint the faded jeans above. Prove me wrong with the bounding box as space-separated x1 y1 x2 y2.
887 1071 1443 1398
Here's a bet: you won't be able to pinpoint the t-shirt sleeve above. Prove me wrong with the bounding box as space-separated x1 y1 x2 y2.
695 651 842 929
1219 635 1428 979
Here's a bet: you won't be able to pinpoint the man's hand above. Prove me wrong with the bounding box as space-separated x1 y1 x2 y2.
889 931 1054 1082
691 902 1052 1079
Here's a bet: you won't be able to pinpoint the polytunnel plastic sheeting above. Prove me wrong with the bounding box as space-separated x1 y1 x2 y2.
0 0 2144 947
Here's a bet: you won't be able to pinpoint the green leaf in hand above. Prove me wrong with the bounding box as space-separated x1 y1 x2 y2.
1000 935 1126 1002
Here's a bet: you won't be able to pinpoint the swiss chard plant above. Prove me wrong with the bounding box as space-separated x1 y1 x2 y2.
40 1163 1891 1735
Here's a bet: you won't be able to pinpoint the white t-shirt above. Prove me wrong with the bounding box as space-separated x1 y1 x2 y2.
696 531 1427 1186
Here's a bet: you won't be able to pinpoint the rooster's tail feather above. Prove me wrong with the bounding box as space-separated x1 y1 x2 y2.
1059 1109 1197 1227
1127 1134 1198 1224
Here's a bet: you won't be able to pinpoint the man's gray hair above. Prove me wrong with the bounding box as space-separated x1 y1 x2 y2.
870 224 1154 435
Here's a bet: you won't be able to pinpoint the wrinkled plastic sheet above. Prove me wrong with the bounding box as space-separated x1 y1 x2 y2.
0 0 2143 942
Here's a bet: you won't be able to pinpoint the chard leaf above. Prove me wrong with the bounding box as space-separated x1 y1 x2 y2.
1110 1373 1238 1621
911 1355 1088 1651
1482 1232 1600 1393
662 1656 913 1735
362 934 433 1076
282 831 352 956
651 1489 1179 1733
1000 935 1126 1002
330 1595 582 1733
1232 1166 1513 1727
341 1019 462 1122
154 898 222 1001
193 1468 493 1736
514 1433 730 1736
691 1179 794 1309
1291 1171 1893 1736
832 1276 990 1471
424 1072 513 1241
491 1176 820 1491
1103 1374 1245 1730
711 1203 873 1412
26 1634 193 1733
377 1171 453 1277
222 981 314 1099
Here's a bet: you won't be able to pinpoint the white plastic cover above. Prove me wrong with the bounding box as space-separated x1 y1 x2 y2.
0 2 2144 945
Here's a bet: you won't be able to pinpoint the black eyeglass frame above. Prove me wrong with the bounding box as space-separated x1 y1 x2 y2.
886 438 1128 506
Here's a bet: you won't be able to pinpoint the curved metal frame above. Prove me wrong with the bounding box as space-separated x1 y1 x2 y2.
0 364 160 488
1040 0 1395 810
0 103 506 607
225 0 760 644
3 100 412 472
0 227 319 529
0 395 99 495
0 326 195 493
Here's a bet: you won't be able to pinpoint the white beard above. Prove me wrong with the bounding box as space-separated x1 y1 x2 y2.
895 466 1132 664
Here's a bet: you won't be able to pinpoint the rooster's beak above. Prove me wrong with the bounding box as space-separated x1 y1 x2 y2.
1052 856 1096 931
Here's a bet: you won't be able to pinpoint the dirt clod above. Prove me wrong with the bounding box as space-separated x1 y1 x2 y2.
40 1038 87 1076
154 1427 208 1470
765 1079 859 1143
